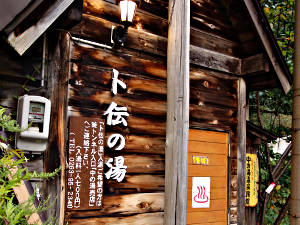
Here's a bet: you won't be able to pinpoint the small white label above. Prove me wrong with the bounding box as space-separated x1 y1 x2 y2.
192 177 210 208
265 182 276 194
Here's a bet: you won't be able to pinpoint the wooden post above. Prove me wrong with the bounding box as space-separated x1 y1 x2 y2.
164 1 190 225
237 78 246 225
45 32 71 224
291 0 300 224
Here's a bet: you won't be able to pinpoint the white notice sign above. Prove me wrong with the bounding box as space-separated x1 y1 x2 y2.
192 177 210 208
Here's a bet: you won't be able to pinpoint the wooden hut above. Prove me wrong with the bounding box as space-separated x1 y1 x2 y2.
0 0 292 224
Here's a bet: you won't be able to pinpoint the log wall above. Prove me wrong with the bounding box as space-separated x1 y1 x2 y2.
64 0 240 224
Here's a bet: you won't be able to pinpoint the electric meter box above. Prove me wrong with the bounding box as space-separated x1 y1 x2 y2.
16 95 51 153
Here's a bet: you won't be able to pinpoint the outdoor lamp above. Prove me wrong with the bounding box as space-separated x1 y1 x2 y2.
112 0 137 47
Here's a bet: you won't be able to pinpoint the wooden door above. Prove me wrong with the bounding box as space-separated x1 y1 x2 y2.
187 129 229 225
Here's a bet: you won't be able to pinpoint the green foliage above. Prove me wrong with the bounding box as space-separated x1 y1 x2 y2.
259 146 291 225
260 0 295 72
0 108 60 225
252 1 295 224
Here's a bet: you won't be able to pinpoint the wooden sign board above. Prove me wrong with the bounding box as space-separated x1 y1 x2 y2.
66 116 105 211
245 153 259 207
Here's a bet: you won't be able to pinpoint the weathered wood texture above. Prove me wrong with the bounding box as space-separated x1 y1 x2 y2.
66 39 239 224
0 39 43 111
69 0 289 90
237 78 247 225
43 32 71 223
187 130 228 225
67 212 164 225
165 0 190 224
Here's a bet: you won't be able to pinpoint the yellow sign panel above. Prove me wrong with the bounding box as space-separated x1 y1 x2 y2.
245 153 259 207
192 156 209 165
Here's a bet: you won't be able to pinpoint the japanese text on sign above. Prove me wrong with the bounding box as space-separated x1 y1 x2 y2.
104 68 128 182
192 156 209 165
245 153 259 207
66 117 105 210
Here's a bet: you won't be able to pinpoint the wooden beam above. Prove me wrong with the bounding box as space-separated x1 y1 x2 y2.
165 1 190 225
6 0 74 55
70 15 242 74
243 0 291 93
10 167 42 225
241 53 270 75
237 78 246 225
190 45 241 74
45 32 71 224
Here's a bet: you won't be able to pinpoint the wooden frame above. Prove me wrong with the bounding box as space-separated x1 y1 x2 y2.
237 78 247 224
189 127 232 225
164 0 190 224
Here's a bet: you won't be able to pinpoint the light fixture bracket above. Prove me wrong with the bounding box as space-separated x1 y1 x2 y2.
111 24 129 48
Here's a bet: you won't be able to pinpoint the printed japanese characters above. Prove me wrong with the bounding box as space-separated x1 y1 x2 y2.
245 153 259 207
104 68 128 182
66 117 105 210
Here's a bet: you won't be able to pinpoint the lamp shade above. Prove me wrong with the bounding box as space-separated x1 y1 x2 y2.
120 0 137 23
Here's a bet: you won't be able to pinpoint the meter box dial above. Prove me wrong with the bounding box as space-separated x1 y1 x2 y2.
16 95 51 152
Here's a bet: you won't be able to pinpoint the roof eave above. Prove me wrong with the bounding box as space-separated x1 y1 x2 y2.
243 0 293 94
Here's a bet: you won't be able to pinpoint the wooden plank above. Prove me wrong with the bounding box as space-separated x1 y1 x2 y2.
187 199 227 212
237 78 246 225
188 177 227 190
9 167 42 224
70 15 242 74
189 129 228 143
45 32 71 223
187 210 227 224
106 174 165 193
164 1 190 225
83 0 239 56
188 165 227 177
187 188 227 200
66 192 164 218
67 212 164 225
68 88 167 116
69 84 236 123
190 45 241 74
188 222 226 225
241 53 269 75
68 106 166 136
188 142 228 155
188 153 227 166
7 0 75 55
110 154 164 174
243 0 291 93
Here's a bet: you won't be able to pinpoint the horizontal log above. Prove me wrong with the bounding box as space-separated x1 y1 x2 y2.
70 15 242 74
103 154 164 174
241 53 269 75
121 135 165 155
187 210 227 224
71 41 167 79
190 45 241 74
68 88 166 116
83 0 239 56
68 106 166 136
65 192 164 218
69 85 237 124
70 63 238 108
106 174 164 193
188 176 227 190
70 64 167 95
67 212 164 225
66 153 164 174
